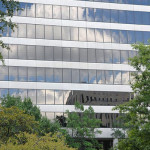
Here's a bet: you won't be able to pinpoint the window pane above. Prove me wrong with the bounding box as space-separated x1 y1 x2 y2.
112 30 119 43
79 28 86 41
54 26 61 40
62 27 70 40
121 51 129 64
9 67 18 81
103 9 110 22
36 46 44 60
63 69 71 83
64 91 71 104
105 70 113 84
142 12 150 25
9 89 18 97
53 6 61 19
18 24 26 38
27 24 35 38
18 89 27 100
71 48 79 62
135 31 143 43
87 28 95 42
119 10 126 24
120 30 127 44
0 46 8 59
46 90 54 104
28 90 36 104
134 11 142 25
45 46 53 61
86 8 94 21
127 31 135 44
46 113 54 120
113 50 120 64
114 71 121 84
45 5 52 18
97 70 105 84
36 4 44 18
0 66 8 81
28 67 36 82
96 49 104 63
80 48 87 62
18 67 27 81
54 47 62 61
36 25 44 39
27 46 36 60
27 3 35 17
46 68 54 82
111 10 118 23
104 50 112 63
144 32 150 44
0 89 8 98
80 70 88 84
55 90 63 104
72 69 79 83
78 7 86 21
45 26 53 40
18 45 26 59
88 49 96 63
95 29 103 42
37 90 45 104
94 8 103 22
37 68 45 82
18 3 26 16
103 29 111 43
122 71 129 84
54 69 62 83
62 6 69 19
71 27 78 41
9 45 17 59
126 11 134 24
63 48 70 61
70 7 77 20
89 70 96 84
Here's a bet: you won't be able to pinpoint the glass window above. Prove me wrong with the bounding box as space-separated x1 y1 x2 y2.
95 29 103 42
71 27 78 41
103 29 111 43
97 70 105 84
121 51 129 64
54 47 62 61
28 67 36 82
89 70 96 84
28 89 36 104
105 70 113 84
62 26 70 40
18 45 26 59
45 5 52 18
54 69 62 83
79 28 87 41
96 49 104 63
63 48 70 61
129 51 137 59
18 89 27 100
36 46 44 60
9 67 18 81
122 71 129 84
70 7 77 20
86 8 94 21
27 45 36 60
134 11 142 25
88 49 96 63
72 69 79 83
9 25 17 38
62 6 69 19
80 48 87 62
53 5 61 19
46 68 54 82
135 31 143 43
18 67 27 81
126 11 134 24
0 46 8 59
9 45 18 59
18 3 26 16
71 48 79 62
63 69 71 83
94 8 103 22
46 113 54 120
127 31 135 44
45 26 53 40
45 46 53 61
80 70 88 84
113 50 120 64
0 89 8 98
111 30 119 43
142 12 150 25
18 24 26 38
144 32 150 44
27 24 35 38
64 91 71 104
0 66 8 81
119 10 126 24
36 25 44 39
9 89 18 97
37 90 45 104
55 90 63 104
103 9 110 22
37 68 45 82
78 7 86 21
87 28 95 42
36 4 44 18
46 90 54 104
114 71 121 84
27 3 35 17
54 26 61 40
111 10 118 23
104 50 112 63
120 30 127 44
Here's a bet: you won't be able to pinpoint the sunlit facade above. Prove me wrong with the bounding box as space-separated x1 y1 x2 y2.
0 0 150 149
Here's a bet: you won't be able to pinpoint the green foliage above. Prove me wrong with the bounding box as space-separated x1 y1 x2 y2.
66 102 103 150
113 43 150 150
0 132 77 150
0 106 38 143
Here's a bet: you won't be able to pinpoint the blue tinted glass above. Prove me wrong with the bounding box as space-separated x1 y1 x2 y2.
103 29 111 43
109 0 118 2
18 3 26 16
126 0 133 4
95 9 103 22
126 11 134 24
86 8 94 21
9 89 19 96
144 32 150 44
120 30 128 44
118 0 127 3
134 11 142 25
0 23 8 37
80 70 88 84
0 89 8 98
78 7 86 21
142 12 150 25
134 0 141 5
0 1 7 13
127 31 135 44
111 10 119 23
119 11 126 24
135 31 143 43
103 9 110 22
112 30 120 43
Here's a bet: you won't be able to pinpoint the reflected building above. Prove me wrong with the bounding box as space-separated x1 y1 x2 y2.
0 0 149 149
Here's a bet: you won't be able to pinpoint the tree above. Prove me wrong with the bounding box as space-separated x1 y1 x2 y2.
113 43 150 150
0 0 21 63
65 102 103 150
